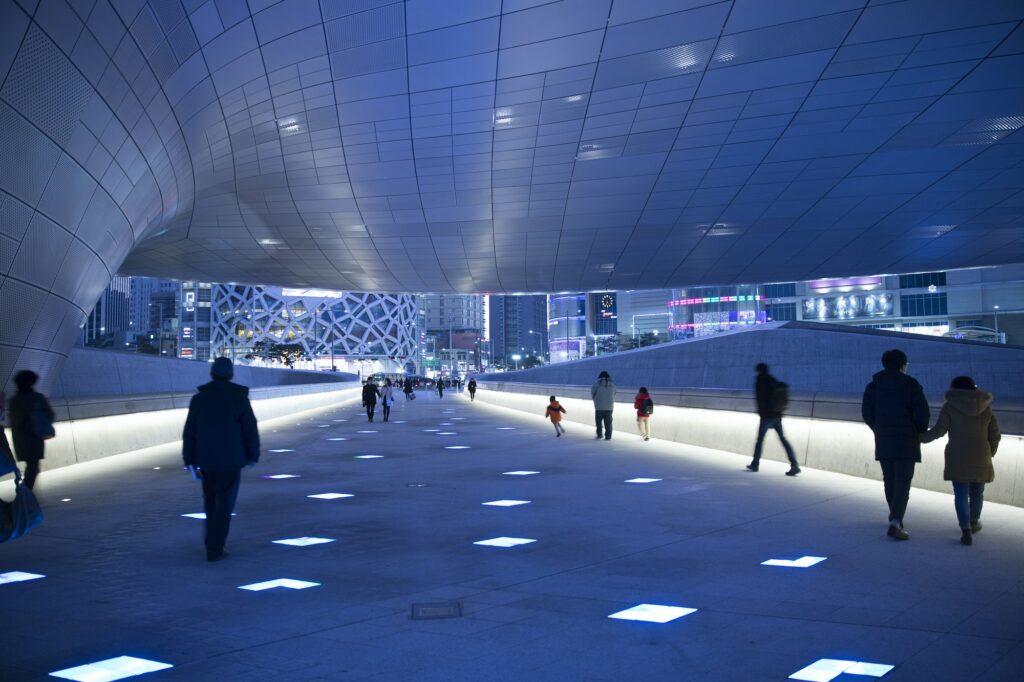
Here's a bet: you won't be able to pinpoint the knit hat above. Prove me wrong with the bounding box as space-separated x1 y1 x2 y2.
211 357 234 380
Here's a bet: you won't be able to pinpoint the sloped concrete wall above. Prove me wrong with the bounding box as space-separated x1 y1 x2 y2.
488 322 1024 402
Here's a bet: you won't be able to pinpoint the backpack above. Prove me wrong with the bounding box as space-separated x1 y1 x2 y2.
642 397 654 416
770 381 789 414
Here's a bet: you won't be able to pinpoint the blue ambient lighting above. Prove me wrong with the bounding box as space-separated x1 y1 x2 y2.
0 571 45 585
237 578 320 591
49 656 173 681
473 537 536 547
307 493 353 499
608 604 697 623
762 556 827 568
272 537 335 546
789 659 894 681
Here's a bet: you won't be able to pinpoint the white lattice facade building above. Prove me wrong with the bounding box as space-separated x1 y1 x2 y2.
211 286 419 374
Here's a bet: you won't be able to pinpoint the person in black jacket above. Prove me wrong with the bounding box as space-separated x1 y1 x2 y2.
467 378 477 402
7 370 55 491
862 348 929 540
362 379 380 421
182 358 260 562
746 363 800 476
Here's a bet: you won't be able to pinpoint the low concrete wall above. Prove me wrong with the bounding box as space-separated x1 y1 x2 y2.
4 382 362 474
53 347 357 397
475 382 1024 508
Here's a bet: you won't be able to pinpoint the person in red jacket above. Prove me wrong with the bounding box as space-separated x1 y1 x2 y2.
634 387 653 441
545 396 566 437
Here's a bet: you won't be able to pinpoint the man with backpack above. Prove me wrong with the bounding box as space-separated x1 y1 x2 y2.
747 363 800 476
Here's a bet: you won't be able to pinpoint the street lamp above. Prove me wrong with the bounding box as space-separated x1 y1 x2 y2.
994 305 1000 338
511 353 521 370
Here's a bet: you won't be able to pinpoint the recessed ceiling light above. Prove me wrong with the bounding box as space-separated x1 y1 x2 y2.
494 117 512 125
259 238 283 246
565 94 583 102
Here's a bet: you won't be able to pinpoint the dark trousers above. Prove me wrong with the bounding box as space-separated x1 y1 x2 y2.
23 460 40 490
751 417 798 468
202 470 241 556
595 410 613 439
879 460 915 525
469 391 475 401
952 482 985 529
382 402 391 421
365 402 376 420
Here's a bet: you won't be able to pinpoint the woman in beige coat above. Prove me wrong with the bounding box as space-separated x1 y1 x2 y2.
921 376 1000 545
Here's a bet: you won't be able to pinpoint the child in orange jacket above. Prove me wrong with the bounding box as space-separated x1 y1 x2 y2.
545 396 567 437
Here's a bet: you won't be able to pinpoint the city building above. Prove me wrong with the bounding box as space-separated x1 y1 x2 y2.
81 276 130 349
421 295 485 375
488 295 548 369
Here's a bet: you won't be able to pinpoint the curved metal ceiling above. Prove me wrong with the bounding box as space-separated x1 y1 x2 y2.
3 0 1024 296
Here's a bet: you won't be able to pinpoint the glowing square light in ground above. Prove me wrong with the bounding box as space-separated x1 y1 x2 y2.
262 474 300 479
451 417 465 420
316 425 330 428
503 471 539 476
357 430 377 434
789 659 894 681
333 419 348 422
238 578 320 591
269 449 294 453
61 498 71 502
437 431 457 435
181 513 236 519
0 571 45 585
496 427 516 430
440 422 454 425
625 478 662 484
392 420 407 423
326 437 348 441
762 556 827 568
474 537 536 548
307 493 353 500
273 537 335 547
354 455 383 459
423 429 440 432
608 604 697 623
49 656 173 681
482 500 530 507
445 445 471 450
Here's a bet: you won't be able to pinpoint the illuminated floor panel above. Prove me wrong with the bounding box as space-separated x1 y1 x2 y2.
0 571 45 585
49 656 173 681
262 474 300 479
269 449 294 453
238 578 320 591
307 493 353 499
503 471 540 476
482 500 531 507
326 437 348 441
436 431 457 435
474 537 536 547
357 430 378 434
625 478 662 484
789 659 894 681
354 455 383 459
608 604 697 623
272 537 335 546
181 513 236 519
763 556 828 568
445 445 471 450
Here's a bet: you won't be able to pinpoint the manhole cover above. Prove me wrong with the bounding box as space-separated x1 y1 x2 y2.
406 483 429 488
411 601 463 620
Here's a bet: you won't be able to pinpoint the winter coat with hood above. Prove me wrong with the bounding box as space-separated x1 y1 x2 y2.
182 379 260 471
591 377 616 411
921 389 1000 482
634 391 652 418
861 369 930 461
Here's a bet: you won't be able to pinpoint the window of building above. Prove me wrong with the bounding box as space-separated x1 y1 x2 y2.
764 283 796 299
903 320 948 329
859 323 897 330
765 302 796 321
898 272 946 289
900 293 947 317
956 319 983 328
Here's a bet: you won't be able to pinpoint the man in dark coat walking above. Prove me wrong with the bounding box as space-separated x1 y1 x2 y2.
7 370 54 491
862 348 929 540
747 363 800 476
362 379 379 421
182 357 260 561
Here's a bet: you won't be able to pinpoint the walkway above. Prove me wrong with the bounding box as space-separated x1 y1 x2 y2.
2 390 1023 681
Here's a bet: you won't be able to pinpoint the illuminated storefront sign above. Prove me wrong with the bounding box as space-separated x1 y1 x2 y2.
803 293 892 320
668 295 764 306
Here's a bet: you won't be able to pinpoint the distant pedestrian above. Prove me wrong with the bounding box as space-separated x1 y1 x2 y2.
380 378 395 423
362 379 379 421
8 370 55 491
182 358 260 562
634 387 653 441
437 379 444 398
468 378 477 401
920 376 1000 546
747 364 800 476
546 396 566 437
591 371 615 440
862 349 929 540
403 378 414 400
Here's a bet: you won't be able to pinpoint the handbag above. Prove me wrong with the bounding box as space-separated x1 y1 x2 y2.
0 443 16 478
0 470 44 543
31 395 55 440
